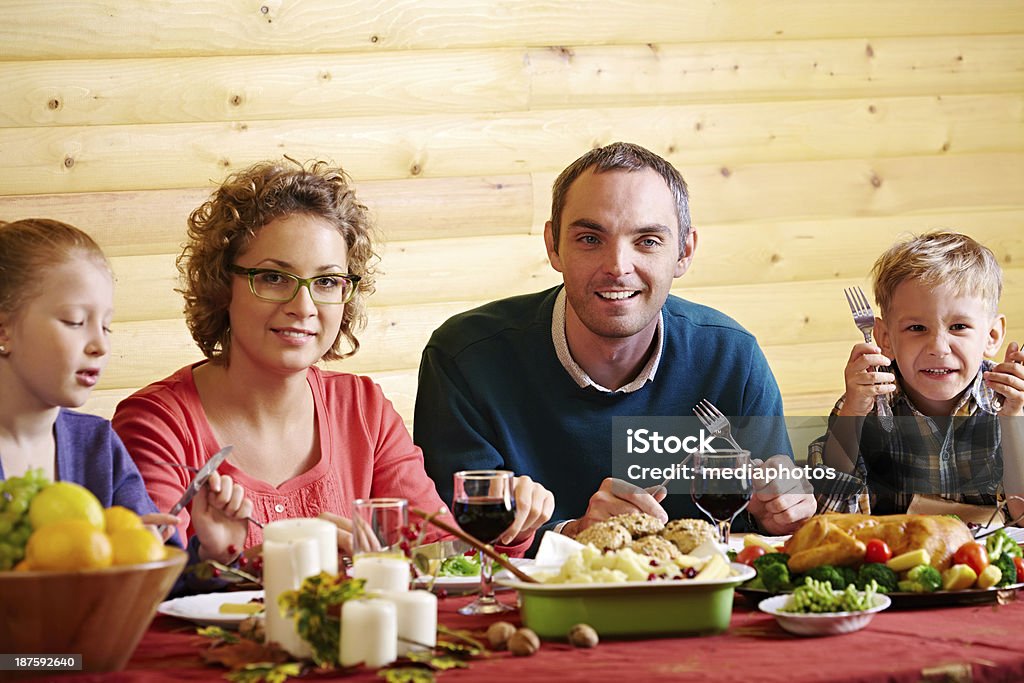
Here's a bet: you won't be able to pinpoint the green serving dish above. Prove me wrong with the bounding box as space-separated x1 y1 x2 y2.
496 563 755 639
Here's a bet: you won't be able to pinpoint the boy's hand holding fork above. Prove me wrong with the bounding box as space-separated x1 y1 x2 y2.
986 341 1024 416
837 342 896 417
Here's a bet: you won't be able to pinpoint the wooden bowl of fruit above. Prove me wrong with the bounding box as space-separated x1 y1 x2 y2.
0 476 187 672
0 547 187 671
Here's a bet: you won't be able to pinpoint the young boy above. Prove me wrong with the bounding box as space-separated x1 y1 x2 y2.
810 231 1024 518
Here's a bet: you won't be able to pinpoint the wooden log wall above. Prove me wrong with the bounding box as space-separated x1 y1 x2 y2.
2 2 1022 438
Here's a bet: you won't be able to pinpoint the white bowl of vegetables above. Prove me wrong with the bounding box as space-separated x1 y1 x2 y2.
759 578 891 636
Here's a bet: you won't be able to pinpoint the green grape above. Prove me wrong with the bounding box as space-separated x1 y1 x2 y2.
0 468 52 570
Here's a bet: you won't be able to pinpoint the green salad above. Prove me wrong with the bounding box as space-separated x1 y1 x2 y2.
436 552 509 577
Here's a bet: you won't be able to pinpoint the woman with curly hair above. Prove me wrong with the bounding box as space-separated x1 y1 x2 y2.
113 159 552 559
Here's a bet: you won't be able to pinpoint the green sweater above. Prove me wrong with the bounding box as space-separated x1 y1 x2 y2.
414 286 791 528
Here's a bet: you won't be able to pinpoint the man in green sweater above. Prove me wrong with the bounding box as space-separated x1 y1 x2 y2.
414 142 815 542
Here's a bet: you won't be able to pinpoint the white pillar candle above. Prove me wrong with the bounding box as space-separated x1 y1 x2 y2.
339 598 397 668
350 555 410 593
263 537 320 658
263 517 339 575
382 589 437 656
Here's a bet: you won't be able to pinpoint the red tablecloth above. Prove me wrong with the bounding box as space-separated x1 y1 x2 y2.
51 591 1024 683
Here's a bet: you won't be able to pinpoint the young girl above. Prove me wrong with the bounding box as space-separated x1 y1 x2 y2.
0 218 249 565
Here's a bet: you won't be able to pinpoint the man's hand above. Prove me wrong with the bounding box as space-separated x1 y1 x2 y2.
746 455 816 535
562 477 668 538
986 341 1024 416
190 471 253 564
838 342 895 417
499 475 555 545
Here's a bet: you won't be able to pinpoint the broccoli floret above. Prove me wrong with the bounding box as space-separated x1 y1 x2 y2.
856 562 898 593
896 565 942 593
991 552 1017 588
752 553 792 592
985 529 1023 561
759 562 793 593
743 576 766 590
805 565 847 591
752 552 789 573
839 566 858 588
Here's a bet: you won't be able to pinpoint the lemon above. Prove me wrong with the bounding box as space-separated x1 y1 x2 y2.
103 506 143 534
28 481 105 531
109 528 166 565
25 519 113 570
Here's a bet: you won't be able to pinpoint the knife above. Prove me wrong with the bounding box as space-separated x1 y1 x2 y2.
167 445 234 517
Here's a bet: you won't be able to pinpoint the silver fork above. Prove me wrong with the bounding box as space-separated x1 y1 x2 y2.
844 286 894 431
692 399 744 451
651 399 742 490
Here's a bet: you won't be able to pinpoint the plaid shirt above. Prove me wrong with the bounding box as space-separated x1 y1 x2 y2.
808 360 1003 514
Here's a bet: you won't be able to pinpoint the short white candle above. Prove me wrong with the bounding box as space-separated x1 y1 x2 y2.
382 589 437 656
339 598 397 668
263 518 339 575
263 537 320 658
350 555 410 593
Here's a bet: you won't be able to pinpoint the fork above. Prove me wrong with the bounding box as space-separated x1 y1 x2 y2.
844 286 894 431
692 398 745 451
650 400 744 490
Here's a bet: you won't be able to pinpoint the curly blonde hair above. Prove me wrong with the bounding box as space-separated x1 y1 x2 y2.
178 159 377 363
871 230 1002 318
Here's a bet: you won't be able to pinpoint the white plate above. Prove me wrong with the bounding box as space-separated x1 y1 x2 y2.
158 590 264 628
727 533 790 554
758 592 891 636
413 558 533 593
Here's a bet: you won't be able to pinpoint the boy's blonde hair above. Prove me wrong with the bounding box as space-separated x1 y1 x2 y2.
871 231 1002 317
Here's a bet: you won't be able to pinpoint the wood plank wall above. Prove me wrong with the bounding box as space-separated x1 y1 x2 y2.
1 1 1022 432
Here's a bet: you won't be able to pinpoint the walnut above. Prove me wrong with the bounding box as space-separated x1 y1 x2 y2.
238 615 265 643
487 621 517 650
508 627 540 656
567 623 599 648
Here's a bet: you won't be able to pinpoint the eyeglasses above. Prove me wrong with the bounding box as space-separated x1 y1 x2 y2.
229 265 361 305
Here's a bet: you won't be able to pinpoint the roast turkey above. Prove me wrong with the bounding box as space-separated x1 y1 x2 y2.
783 513 974 573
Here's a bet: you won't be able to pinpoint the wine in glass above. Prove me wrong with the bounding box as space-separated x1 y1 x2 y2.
690 449 752 545
452 470 515 615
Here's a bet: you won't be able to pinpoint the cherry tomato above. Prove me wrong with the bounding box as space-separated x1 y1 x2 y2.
736 546 767 566
952 541 989 576
1013 556 1024 583
864 538 892 564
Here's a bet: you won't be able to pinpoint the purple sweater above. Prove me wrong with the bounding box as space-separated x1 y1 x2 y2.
0 409 161 516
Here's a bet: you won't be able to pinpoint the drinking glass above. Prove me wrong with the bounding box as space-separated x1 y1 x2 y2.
350 498 410 592
452 470 515 615
690 449 752 545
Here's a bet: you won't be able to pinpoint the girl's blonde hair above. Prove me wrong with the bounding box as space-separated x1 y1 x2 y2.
0 218 109 316
871 231 1002 317
178 159 377 363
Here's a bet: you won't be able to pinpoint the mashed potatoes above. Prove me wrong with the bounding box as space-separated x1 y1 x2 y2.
542 543 726 584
